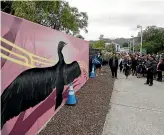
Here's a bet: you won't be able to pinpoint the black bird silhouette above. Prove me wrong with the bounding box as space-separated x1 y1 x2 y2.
1 41 81 129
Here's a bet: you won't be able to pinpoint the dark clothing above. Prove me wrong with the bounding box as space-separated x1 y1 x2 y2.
137 59 143 66
146 60 153 71
95 64 102 69
131 58 137 75
152 60 158 79
132 58 137 69
146 60 154 85
158 62 164 71
123 60 132 77
146 69 153 84
89 56 93 73
141 60 147 77
111 68 118 77
109 57 119 68
109 57 119 77
136 59 143 74
157 62 164 81
157 71 162 81
119 60 123 72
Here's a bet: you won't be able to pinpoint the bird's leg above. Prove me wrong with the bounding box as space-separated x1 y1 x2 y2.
55 84 64 111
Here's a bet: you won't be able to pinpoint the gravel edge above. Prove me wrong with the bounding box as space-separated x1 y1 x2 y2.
38 66 114 135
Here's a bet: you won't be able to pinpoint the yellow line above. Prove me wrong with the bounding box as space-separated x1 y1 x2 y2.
0 37 88 73
0 37 55 63
1 52 88 73
0 37 88 66
0 53 34 68
0 46 28 64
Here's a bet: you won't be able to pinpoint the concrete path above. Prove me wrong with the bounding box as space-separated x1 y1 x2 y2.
102 73 164 135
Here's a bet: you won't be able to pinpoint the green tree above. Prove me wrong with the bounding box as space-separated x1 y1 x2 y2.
90 40 105 49
105 44 115 52
12 1 37 22
138 26 164 53
122 42 128 47
4 1 88 35
39 1 88 34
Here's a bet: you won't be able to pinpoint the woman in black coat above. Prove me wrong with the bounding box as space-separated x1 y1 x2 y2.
123 55 132 79
157 59 164 82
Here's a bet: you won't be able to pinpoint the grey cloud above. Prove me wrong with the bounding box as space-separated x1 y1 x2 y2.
70 0 164 39
90 12 164 29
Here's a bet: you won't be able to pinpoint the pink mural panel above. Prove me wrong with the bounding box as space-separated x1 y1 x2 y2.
1 11 89 135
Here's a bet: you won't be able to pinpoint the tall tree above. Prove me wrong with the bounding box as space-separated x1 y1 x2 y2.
141 26 164 53
122 42 129 47
105 44 115 52
4 1 88 35
90 40 105 49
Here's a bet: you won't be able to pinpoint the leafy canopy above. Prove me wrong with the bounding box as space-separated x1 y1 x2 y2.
137 26 164 53
1 1 88 35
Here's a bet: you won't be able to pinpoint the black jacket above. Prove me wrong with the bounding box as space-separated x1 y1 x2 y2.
132 58 137 68
158 62 164 71
109 57 118 69
146 60 153 71
123 59 132 67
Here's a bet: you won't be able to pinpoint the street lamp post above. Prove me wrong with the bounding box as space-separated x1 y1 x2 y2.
137 25 143 54
128 40 130 53
131 35 135 53
130 41 132 53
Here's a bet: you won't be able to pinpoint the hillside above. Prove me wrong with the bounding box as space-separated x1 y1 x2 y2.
89 38 129 45
89 37 139 46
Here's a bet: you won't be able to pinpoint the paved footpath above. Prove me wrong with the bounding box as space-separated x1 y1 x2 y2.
102 73 164 135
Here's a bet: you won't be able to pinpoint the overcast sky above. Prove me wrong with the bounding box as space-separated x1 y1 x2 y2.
68 0 164 40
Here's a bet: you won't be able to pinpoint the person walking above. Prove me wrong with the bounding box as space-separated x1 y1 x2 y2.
157 58 164 82
145 56 154 86
123 55 132 79
109 53 119 78
92 52 103 76
136 57 142 78
119 56 124 73
152 57 158 79
131 56 137 76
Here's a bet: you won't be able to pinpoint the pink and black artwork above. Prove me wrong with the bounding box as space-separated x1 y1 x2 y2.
1 11 89 135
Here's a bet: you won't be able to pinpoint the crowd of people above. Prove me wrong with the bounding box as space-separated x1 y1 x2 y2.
90 52 164 86
111 52 164 86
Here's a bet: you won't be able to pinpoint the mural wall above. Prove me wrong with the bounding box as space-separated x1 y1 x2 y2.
0 11 89 135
